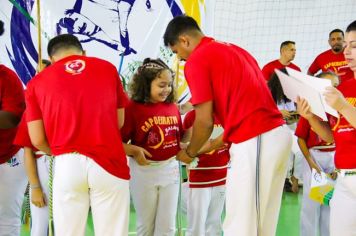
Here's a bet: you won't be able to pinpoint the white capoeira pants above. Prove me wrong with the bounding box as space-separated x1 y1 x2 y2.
129 157 180 236
287 134 304 180
29 155 51 236
185 185 226 236
330 171 356 236
223 125 292 236
300 149 334 236
0 149 27 236
53 153 130 236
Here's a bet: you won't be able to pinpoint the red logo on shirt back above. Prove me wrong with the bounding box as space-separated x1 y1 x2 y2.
65 60 86 75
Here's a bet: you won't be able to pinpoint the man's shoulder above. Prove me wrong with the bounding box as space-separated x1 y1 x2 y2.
263 60 279 69
0 64 19 79
316 49 332 58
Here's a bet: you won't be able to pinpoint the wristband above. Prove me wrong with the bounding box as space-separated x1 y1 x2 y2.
30 184 41 190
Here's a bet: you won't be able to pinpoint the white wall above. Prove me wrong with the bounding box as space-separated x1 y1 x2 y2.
213 0 356 72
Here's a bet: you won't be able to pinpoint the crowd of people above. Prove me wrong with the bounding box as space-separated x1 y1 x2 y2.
0 15 355 236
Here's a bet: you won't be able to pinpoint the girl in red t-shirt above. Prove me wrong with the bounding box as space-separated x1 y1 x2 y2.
121 58 186 236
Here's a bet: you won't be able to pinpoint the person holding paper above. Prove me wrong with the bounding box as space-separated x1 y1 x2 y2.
262 41 301 81
297 20 356 236
164 15 293 236
296 72 339 236
308 29 353 85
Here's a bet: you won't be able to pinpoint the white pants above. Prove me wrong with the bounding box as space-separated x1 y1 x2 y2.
53 153 130 236
186 185 226 236
300 149 334 236
223 125 292 236
287 135 304 180
0 149 28 236
30 155 51 236
330 173 356 236
130 158 180 236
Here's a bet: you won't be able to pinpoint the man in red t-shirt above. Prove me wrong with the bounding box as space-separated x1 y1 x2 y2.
262 41 301 81
297 21 356 235
0 20 28 236
308 29 353 84
25 34 130 236
164 15 293 236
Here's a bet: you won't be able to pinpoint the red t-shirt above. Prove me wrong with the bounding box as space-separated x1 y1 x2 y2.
262 59 301 81
295 116 335 150
308 49 353 84
183 110 230 188
331 78 356 169
121 100 183 161
13 112 43 159
25 55 130 179
184 37 285 144
0 65 25 164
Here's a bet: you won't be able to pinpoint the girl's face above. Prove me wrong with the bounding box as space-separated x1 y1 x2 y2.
344 31 356 75
150 69 173 103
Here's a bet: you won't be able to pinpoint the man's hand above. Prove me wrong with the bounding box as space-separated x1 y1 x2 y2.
176 149 194 164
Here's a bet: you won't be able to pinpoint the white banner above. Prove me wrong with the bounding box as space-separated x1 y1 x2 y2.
0 0 215 102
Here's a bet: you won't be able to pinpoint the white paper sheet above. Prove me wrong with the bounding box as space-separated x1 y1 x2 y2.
275 69 328 121
286 68 339 118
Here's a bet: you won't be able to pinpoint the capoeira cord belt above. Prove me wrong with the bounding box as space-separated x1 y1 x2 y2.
256 135 262 236
177 161 184 236
48 155 54 236
335 169 356 177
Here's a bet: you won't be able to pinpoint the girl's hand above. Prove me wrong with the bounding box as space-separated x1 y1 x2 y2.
296 97 314 120
323 86 348 112
132 147 151 166
31 188 46 208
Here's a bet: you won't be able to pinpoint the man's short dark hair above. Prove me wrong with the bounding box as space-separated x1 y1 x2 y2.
280 41 295 52
163 15 201 46
47 34 83 57
0 20 4 36
346 20 356 33
329 29 344 38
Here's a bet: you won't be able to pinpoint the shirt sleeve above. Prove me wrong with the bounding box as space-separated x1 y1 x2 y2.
308 57 320 75
184 59 213 105
13 112 34 148
25 81 43 122
182 110 195 130
295 117 310 140
120 102 134 143
116 73 129 109
262 64 272 81
0 69 25 117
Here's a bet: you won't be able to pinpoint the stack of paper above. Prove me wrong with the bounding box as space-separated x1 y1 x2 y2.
309 169 335 206
274 68 339 121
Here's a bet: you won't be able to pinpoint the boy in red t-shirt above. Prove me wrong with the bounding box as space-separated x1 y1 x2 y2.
25 34 130 236
182 110 230 236
297 21 356 235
